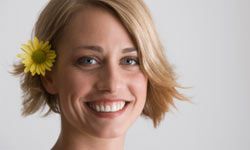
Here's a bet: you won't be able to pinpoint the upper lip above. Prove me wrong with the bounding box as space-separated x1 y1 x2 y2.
85 98 131 103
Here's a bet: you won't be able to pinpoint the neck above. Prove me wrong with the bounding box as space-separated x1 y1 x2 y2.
51 118 125 150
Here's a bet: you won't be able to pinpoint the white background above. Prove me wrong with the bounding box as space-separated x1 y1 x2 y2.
0 0 250 150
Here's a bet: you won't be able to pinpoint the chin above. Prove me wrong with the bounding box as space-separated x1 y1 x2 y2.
86 121 129 139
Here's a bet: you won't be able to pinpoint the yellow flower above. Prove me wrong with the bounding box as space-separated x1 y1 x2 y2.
17 36 56 76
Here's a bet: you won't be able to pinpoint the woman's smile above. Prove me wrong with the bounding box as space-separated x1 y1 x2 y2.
84 98 132 118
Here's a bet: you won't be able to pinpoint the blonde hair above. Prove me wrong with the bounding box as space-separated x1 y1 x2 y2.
13 0 187 127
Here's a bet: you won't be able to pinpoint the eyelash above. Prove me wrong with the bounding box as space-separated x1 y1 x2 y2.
76 56 139 67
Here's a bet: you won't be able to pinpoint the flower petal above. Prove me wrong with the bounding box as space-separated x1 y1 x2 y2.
21 44 33 54
33 37 40 50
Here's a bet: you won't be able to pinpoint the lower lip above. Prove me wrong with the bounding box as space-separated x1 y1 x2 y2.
85 102 130 119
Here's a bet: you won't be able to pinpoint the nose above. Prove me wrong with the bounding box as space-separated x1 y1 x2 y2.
95 62 123 93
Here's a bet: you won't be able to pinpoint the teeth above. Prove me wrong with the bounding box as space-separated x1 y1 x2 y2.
111 104 117 111
89 101 126 112
101 105 105 112
106 105 111 112
96 105 100 112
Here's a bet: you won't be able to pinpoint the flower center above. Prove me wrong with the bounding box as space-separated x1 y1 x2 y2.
32 50 46 64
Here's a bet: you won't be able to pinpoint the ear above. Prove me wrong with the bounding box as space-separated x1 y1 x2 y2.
41 71 57 94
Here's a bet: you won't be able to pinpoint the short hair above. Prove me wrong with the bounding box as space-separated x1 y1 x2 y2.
13 0 187 127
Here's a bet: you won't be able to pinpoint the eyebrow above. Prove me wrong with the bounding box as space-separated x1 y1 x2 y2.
122 47 137 53
72 45 137 53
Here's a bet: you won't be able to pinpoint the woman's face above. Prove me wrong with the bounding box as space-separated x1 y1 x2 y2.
50 6 148 138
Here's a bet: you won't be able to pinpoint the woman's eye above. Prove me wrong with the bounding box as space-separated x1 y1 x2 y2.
77 56 98 65
121 57 139 65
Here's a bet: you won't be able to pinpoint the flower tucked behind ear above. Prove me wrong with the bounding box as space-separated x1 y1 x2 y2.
17 36 56 76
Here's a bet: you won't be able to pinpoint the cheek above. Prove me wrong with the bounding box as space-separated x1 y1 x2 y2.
128 72 148 104
55 69 95 99
55 70 96 122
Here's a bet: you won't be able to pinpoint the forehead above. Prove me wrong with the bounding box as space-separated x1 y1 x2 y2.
58 5 134 49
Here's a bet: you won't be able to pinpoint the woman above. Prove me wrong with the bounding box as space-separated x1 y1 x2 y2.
14 0 186 149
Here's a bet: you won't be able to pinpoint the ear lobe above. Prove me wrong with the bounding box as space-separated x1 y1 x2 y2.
41 71 57 94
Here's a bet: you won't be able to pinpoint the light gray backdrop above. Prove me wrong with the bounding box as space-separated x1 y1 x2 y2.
0 0 249 150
